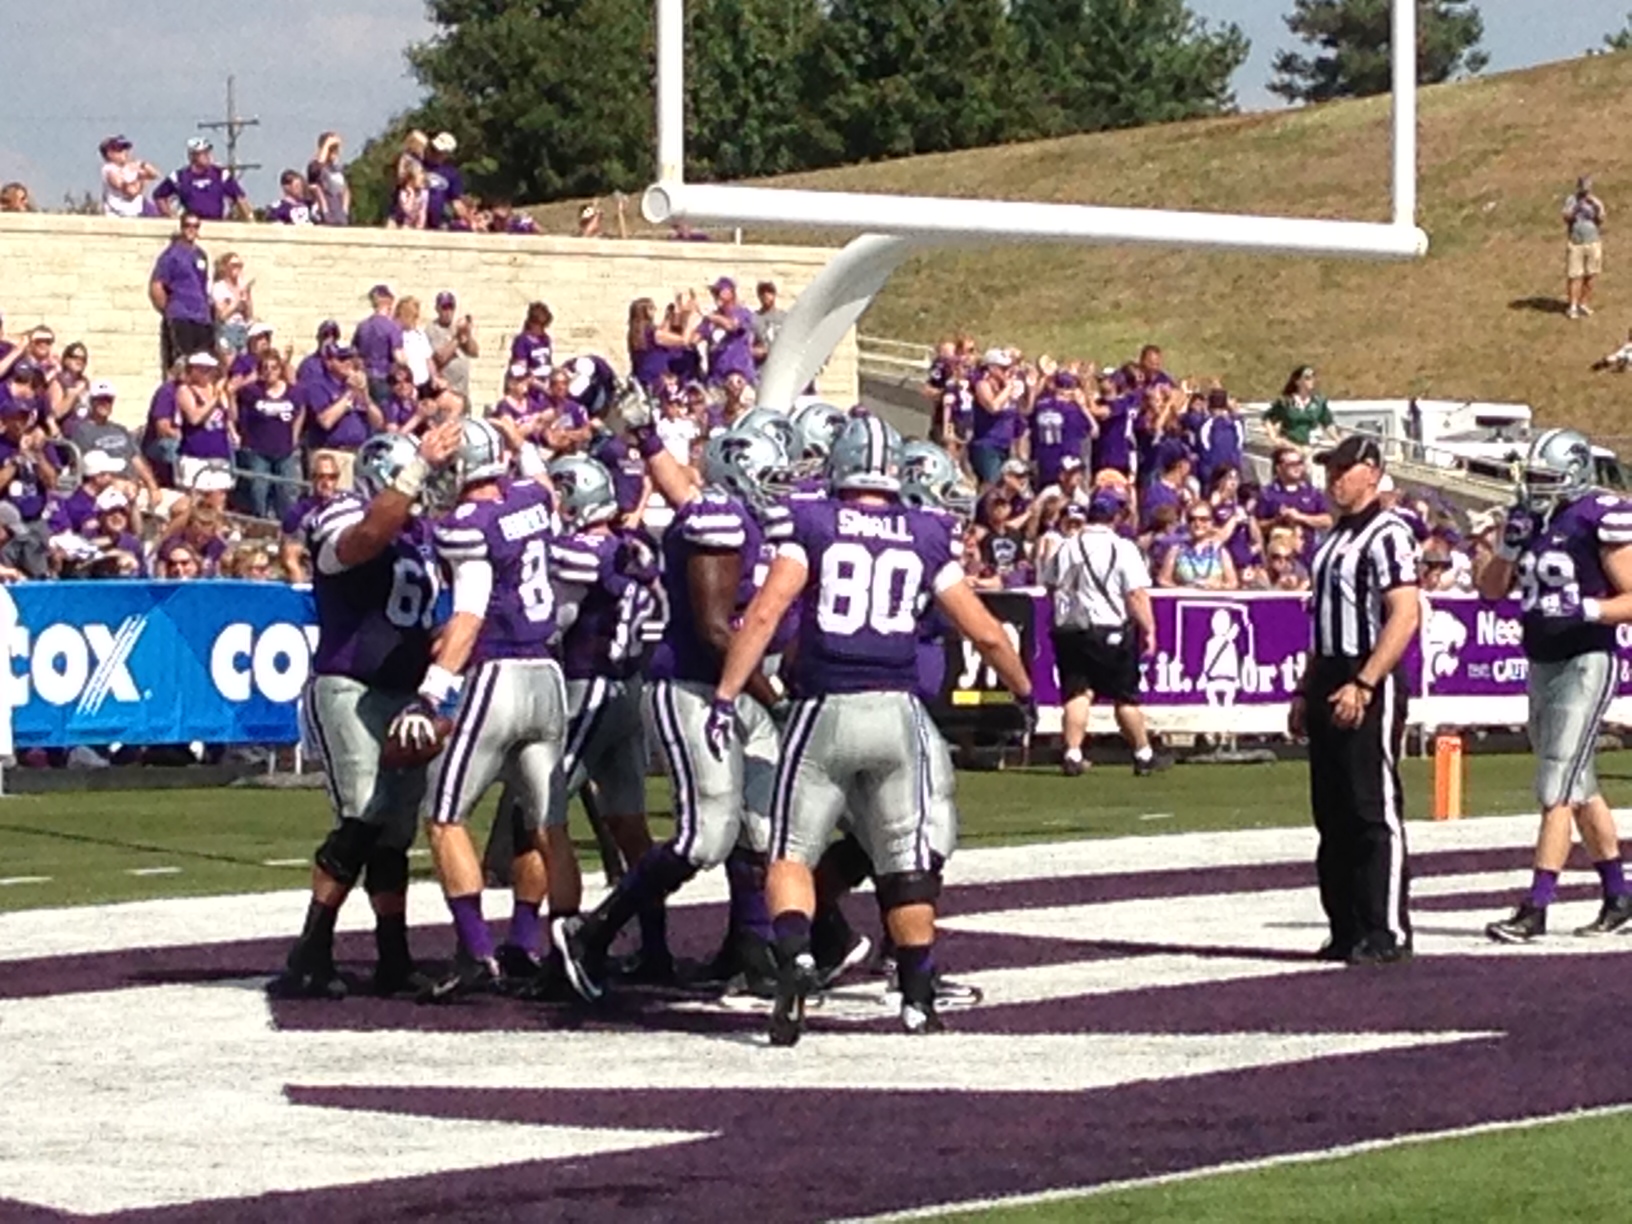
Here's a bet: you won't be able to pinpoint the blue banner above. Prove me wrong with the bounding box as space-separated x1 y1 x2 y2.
7 581 318 749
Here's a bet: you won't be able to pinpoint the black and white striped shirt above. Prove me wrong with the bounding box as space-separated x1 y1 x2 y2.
1310 503 1419 659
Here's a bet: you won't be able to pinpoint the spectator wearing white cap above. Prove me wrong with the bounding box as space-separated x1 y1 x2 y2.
175 352 235 492
424 132 469 230
424 291 479 405
969 348 1026 485
59 451 125 534
228 321 279 392
86 488 144 575
153 137 252 222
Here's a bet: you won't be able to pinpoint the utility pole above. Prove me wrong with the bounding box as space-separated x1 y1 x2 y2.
197 76 261 184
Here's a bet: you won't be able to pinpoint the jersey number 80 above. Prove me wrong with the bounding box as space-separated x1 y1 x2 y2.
817 543 922 637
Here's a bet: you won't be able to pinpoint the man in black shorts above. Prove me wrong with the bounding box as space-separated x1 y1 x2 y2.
1041 495 1159 775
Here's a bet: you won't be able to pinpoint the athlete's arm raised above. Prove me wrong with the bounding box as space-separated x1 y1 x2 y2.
333 419 460 569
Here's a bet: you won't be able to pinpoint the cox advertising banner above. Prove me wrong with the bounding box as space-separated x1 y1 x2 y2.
6 581 317 749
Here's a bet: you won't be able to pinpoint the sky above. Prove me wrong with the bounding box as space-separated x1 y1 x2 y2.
1 1 1630 207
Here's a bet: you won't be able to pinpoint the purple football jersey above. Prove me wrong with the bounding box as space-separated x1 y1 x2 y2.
434 478 559 663
589 434 646 514
1029 395 1091 487
153 165 245 219
305 493 440 690
1092 393 1138 476
235 381 301 458
1519 495 1632 661
510 332 552 372
784 499 960 696
551 528 659 680
648 491 762 685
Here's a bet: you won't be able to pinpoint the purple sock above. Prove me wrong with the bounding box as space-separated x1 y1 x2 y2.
1596 859 1629 900
726 849 774 942
447 893 495 961
509 900 542 955
1528 869 1559 910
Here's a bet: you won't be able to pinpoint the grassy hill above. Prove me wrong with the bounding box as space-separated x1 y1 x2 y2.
533 53 1632 440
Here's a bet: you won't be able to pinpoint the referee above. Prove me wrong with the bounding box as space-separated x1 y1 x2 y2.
1040 493 1160 776
1293 435 1421 966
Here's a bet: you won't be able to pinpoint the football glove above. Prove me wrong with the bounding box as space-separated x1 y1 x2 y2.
383 697 451 768
1497 506 1532 562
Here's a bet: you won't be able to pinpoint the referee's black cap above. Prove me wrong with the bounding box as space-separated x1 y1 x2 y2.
1313 434 1384 473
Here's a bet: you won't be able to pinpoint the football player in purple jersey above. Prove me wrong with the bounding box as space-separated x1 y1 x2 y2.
1478 428 1632 943
396 418 582 998
553 390 792 1003
708 415 1035 1044
268 421 461 1000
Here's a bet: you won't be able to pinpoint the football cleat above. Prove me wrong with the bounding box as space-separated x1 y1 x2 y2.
1574 893 1632 936
266 963 348 1001
1345 938 1413 967
1315 939 1356 963
416 950 501 1004
933 974 984 1009
1132 754 1171 777
1486 902 1547 944
551 915 606 1002
768 952 819 1048
814 932 872 991
370 960 437 998
900 998 945 1035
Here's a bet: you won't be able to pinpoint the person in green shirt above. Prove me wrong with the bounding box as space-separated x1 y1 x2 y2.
1264 365 1335 447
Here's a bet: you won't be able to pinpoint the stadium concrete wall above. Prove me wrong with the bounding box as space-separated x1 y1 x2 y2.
0 214 858 424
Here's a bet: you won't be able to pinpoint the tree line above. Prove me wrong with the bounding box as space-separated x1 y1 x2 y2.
351 1 1496 220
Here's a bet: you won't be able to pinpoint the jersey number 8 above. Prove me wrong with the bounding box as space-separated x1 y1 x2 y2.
519 538 555 624
817 543 923 637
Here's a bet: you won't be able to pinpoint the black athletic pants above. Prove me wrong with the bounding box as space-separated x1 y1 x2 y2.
161 318 216 372
1305 656 1411 953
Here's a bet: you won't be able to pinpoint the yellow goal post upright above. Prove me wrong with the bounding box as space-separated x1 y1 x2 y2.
640 0 1429 413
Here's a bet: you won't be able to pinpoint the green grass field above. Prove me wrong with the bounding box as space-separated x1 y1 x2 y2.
0 753 1551 912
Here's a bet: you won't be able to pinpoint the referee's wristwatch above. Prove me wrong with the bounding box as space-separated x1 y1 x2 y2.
1352 675 1377 702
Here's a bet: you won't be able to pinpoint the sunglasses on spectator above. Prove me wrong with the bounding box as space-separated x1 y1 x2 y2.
1268 552 1293 563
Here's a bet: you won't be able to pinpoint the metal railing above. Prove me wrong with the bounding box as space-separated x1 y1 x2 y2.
858 334 936 387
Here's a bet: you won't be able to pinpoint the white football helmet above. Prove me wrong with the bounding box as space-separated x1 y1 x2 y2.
734 407 799 460
548 454 619 527
1520 427 1594 514
354 432 422 500
899 440 973 516
792 401 846 462
453 417 510 490
826 412 902 495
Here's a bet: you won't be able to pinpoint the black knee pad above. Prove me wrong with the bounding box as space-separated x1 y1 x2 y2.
363 846 410 897
316 819 381 888
876 869 942 911
817 834 875 894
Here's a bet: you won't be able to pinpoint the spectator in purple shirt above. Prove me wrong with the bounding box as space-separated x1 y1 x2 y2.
87 489 145 574
149 214 214 372
266 171 316 225
235 352 305 521
424 133 469 229
352 284 405 405
538 368 593 452
1029 369 1094 487
1196 387 1244 486
380 365 431 434
153 138 251 221
0 398 58 523
228 322 277 392
627 296 698 392
510 301 554 373
969 350 1025 484
1141 451 1193 531
1 360 47 430
175 352 235 490
302 346 381 465
702 278 757 386
142 360 185 488
490 199 540 235
296 321 342 388
1255 446 1332 566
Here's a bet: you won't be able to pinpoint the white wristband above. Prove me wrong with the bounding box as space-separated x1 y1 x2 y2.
418 664 461 707
391 455 431 499
1583 597 1604 624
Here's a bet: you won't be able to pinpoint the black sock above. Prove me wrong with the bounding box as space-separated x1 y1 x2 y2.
896 943 936 1007
772 910 812 970
588 843 695 955
292 898 340 970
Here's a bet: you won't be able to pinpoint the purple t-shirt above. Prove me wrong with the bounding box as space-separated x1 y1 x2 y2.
178 392 232 460
1141 480 1185 531
971 379 1022 449
300 368 369 451
433 478 558 662
151 242 212 324
649 491 763 685
424 160 466 228
380 393 419 432
1093 393 1139 476
1029 396 1091 487
146 382 180 443
306 493 439 690
1197 414 1244 481
705 306 757 384
785 498 958 696
266 198 315 225
153 165 245 219
60 486 99 533
1257 480 1328 564
352 314 404 381
229 351 261 382
511 332 552 372
630 328 673 390
282 491 329 537
236 381 301 458
590 434 645 514
1213 502 1260 572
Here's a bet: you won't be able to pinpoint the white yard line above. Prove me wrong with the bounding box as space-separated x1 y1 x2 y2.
0 876 51 886
126 866 182 877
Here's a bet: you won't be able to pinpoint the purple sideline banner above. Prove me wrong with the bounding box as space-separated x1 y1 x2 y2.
1009 592 1632 718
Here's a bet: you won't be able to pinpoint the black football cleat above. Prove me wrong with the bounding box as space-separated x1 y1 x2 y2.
1132 754 1171 777
1575 893 1632 936
552 916 606 1002
768 952 818 1048
814 932 872 991
932 973 984 1009
267 962 348 1001
900 997 945 1035
1061 756 1086 778
416 950 501 1004
1345 938 1413 967
494 942 547 987
1486 902 1547 944
610 947 681 987
370 960 438 998
1315 939 1356 963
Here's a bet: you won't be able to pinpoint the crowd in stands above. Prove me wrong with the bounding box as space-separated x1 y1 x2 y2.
918 336 1500 595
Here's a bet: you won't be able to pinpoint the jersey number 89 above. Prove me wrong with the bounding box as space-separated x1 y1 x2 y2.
1517 549 1581 618
817 543 922 637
